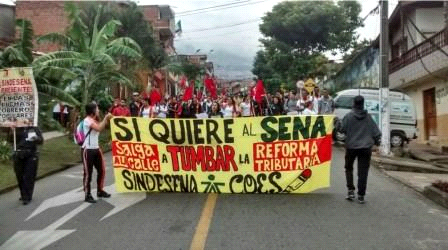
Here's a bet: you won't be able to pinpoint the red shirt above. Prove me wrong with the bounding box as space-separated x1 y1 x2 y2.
111 106 130 116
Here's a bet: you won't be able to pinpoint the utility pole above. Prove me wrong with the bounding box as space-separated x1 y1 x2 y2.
444 1 448 27
379 0 390 156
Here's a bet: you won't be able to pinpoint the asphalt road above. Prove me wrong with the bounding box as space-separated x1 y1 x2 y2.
1 146 448 250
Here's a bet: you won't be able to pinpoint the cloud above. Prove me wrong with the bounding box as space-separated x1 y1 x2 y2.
139 0 394 79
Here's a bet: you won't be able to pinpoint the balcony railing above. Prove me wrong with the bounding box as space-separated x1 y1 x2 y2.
389 29 448 73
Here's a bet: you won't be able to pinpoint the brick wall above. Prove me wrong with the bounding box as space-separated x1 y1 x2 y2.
15 1 68 52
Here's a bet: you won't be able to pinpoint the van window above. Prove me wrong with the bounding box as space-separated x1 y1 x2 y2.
335 96 353 109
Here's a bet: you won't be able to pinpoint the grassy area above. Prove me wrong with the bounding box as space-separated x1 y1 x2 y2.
0 129 111 191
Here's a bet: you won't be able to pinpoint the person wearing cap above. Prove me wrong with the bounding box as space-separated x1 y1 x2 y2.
129 92 142 117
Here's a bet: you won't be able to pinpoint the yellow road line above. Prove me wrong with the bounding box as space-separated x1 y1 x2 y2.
190 193 218 250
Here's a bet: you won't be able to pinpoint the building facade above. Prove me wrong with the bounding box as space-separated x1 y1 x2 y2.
0 2 15 49
327 1 448 147
388 1 448 146
14 1 177 99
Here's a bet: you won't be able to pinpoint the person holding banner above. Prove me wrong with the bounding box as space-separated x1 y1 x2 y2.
339 96 381 204
82 103 113 203
8 122 43 205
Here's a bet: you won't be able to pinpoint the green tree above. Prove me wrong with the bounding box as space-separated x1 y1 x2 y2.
0 19 79 105
35 4 142 112
253 1 362 91
260 1 362 53
0 19 33 68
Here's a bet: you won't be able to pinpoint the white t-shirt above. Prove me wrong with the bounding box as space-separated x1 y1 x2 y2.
53 103 61 113
141 106 157 118
240 102 251 116
302 108 316 115
82 117 99 149
223 106 233 118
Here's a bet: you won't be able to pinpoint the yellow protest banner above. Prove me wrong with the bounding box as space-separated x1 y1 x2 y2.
111 116 333 194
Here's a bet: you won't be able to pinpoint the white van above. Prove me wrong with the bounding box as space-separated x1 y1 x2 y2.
333 88 418 147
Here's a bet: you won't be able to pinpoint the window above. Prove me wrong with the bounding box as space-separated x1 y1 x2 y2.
335 96 354 109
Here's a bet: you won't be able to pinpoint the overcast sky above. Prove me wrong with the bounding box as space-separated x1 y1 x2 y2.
135 0 396 79
1 0 399 79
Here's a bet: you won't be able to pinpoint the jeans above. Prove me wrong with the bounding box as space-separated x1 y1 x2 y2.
344 148 372 196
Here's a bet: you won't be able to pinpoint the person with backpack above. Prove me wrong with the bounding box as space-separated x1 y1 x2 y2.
80 103 113 203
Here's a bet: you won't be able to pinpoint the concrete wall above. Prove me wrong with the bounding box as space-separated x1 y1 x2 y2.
415 8 444 44
15 1 68 52
327 47 379 92
404 78 448 145
0 4 15 41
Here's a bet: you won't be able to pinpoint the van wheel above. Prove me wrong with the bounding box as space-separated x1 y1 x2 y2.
391 133 404 147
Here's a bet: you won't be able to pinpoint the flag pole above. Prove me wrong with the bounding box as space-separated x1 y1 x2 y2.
264 95 273 115
13 127 16 151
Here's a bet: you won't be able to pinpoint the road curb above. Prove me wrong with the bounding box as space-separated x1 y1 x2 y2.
0 148 111 195
0 162 80 195
423 186 448 209
371 156 448 174
372 163 448 210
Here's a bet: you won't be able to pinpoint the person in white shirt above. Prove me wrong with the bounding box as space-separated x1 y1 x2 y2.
302 101 317 115
53 102 62 124
82 103 113 203
240 96 252 117
140 98 158 118
222 102 233 118
157 99 168 118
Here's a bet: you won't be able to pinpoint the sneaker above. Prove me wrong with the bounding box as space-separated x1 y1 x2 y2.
97 190 111 198
22 200 30 205
346 190 355 201
357 195 365 204
85 194 96 203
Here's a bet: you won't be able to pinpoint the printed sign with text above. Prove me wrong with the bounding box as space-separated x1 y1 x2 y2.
0 67 39 127
111 116 333 194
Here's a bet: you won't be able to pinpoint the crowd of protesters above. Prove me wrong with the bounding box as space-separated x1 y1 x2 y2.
108 86 335 120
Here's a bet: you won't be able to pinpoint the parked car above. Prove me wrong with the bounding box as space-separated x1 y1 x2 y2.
333 88 418 147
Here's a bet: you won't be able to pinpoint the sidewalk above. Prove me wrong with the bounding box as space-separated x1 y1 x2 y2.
42 131 66 141
407 141 448 168
371 144 448 209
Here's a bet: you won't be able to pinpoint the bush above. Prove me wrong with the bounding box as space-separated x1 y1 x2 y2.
432 181 448 193
0 140 11 163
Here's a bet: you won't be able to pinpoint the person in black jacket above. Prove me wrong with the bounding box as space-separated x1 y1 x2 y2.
270 96 284 116
339 96 381 204
8 122 44 205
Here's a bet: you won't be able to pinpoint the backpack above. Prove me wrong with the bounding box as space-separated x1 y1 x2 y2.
73 119 92 146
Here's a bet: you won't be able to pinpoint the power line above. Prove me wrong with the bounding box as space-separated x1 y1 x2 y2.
361 4 380 22
175 28 255 40
182 18 260 34
405 20 448 81
408 16 448 59
176 0 251 14
177 0 269 17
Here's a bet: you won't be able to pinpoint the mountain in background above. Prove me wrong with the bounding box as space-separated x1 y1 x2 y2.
175 42 255 80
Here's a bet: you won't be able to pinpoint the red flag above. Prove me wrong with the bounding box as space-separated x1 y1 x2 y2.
149 89 162 104
179 76 187 88
204 76 212 92
254 79 265 103
183 86 193 101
